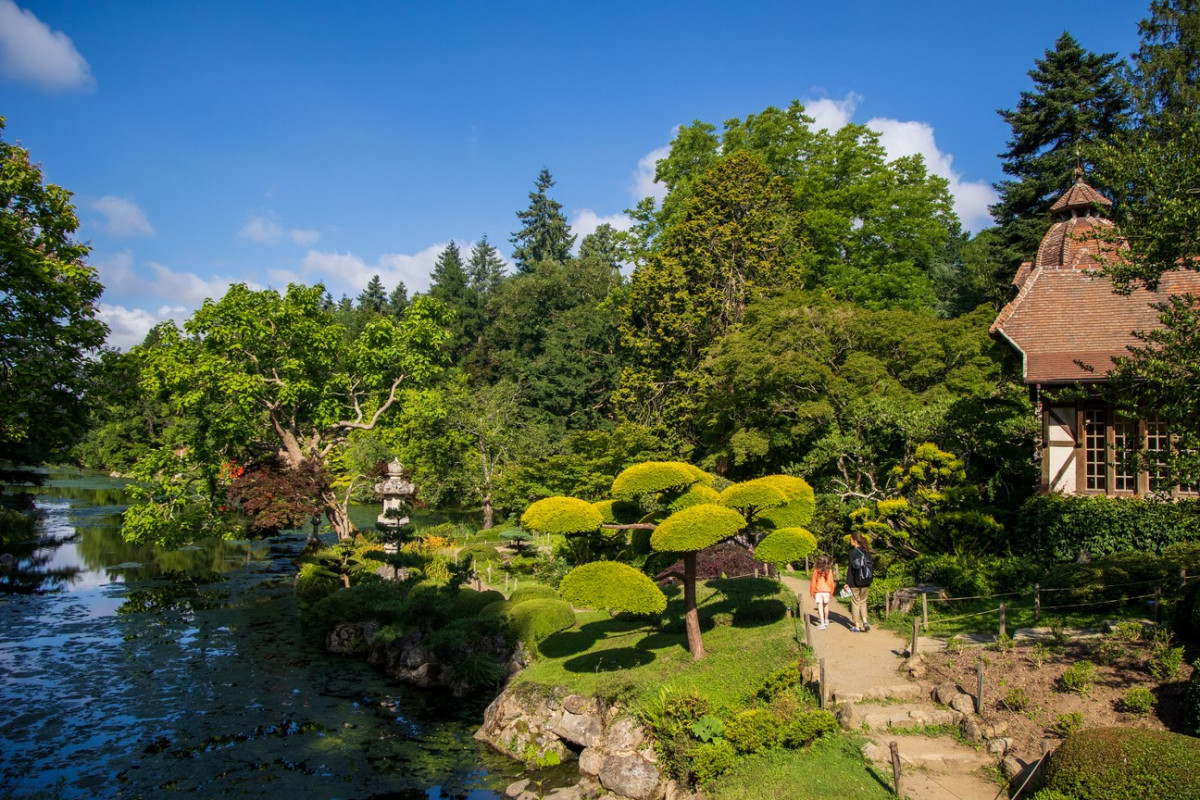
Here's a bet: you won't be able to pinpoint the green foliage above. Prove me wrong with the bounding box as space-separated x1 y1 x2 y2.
689 714 725 743
302 580 410 637
1044 727 1200 800
1004 687 1029 712
723 708 781 754
448 652 505 690
1051 713 1084 739
778 710 838 749
651 504 747 553
450 588 506 617
520 496 603 535
667 484 722 513
1121 687 1156 714
718 481 789 514
1013 494 1200 562
689 739 737 784
594 498 644 524
502 598 575 653
508 584 560 605
0 507 36 549
754 528 818 567
1059 661 1096 695
295 561 344 605
0 117 108 467
458 543 502 565
558 561 667 615
1149 643 1185 680
611 461 705 500
509 168 575 272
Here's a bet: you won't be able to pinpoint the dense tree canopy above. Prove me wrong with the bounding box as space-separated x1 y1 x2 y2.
0 117 108 468
510 168 575 272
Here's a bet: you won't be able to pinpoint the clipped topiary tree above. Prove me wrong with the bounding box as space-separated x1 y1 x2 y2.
508 584 560 606
756 475 816 530
558 561 667 615
610 460 708 500
504 598 576 654
521 496 603 535
651 503 748 659
754 527 819 569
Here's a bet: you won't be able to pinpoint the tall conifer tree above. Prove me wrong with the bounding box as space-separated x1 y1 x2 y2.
510 168 575 272
990 32 1128 272
467 235 507 295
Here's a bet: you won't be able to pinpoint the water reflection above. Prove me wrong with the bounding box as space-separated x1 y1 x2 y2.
0 470 511 799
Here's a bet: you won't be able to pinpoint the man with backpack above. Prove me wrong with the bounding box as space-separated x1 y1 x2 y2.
846 532 874 632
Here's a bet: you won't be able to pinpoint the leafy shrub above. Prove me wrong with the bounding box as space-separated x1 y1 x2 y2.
755 663 802 702
1121 687 1156 714
294 561 344 605
506 555 541 575
1027 792 1076 800
1090 638 1125 666
457 543 501 565
688 739 737 784
906 553 1040 598
1150 644 1185 680
302 579 411 636
0 506 35 547
1113 620 1143 641
1043 728 1200 800
655 541 764 583
503 598 575 653
479 599 510 619
779 710 838 748
1013 493 1200 562
1059 661 1096 695
1004 687 1029 712
1053 712 1085 738
723 708 781 754
689 714 724 743
450 588 505 617
559 561 667 614
508 584 559 605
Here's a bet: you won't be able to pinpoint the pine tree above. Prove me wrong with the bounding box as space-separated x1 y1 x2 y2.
578 223 624 273
428 242 480 362
510 168 575 272
387 282 408 318
990 32 1129 272
1130 0 1200 122
357 274 387 314
467 235 507 296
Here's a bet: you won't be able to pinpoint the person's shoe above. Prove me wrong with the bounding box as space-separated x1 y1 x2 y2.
818 623 827 630
863 624 871 631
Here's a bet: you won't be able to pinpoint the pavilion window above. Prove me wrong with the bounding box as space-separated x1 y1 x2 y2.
1146 415 1170 494
1112 417 1138 493
1083 409 1107 492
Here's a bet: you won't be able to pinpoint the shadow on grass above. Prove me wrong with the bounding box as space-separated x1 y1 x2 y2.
538 617 657 659
562 647 657 672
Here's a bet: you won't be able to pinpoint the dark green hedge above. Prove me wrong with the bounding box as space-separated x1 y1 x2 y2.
1043 727 1200 799
1012 494 1200 562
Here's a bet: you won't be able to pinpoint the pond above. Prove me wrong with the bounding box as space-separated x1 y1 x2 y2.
0 470 516 799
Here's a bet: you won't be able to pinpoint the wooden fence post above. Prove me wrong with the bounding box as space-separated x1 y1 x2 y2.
999 603 1007 639
1154 587 1162 624
922 593 929 631
976 662 986 715
885 590 890 620
819 657 827 709
1034 583 1041 623
910 617 920 657
889 740 902 796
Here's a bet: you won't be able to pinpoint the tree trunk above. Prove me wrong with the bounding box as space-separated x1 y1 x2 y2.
683 551 706 660
320 488 356 540
481 494 494 530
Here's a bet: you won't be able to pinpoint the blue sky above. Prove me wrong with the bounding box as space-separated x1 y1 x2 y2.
2 0 1147 348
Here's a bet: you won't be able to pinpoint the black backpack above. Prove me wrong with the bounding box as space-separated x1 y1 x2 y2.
852 548 874 585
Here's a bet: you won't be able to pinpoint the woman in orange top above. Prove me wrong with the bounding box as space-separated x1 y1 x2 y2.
809 554 836 630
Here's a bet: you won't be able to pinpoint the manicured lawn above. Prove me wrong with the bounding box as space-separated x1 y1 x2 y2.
516 578 807 711
703 735 895 800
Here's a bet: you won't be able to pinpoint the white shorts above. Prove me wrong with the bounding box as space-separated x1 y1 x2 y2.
813 592 831 605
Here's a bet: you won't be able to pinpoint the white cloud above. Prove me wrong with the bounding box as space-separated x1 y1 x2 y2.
95 250 244 310
865 116 996 231
91 196 154 237
571 209 631 246
804 94 861 132
95 303 185 350
293 243 447 297
238 213 320 247
0 0 93 90
631 143 671 203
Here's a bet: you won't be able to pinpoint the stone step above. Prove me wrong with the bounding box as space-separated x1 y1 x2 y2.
840 702 963 732
863 735 994 775
832 681 924 704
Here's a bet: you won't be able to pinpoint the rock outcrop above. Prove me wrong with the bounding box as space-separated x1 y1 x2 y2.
475 683 670 800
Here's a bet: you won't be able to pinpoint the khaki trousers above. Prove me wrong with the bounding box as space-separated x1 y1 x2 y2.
849 586 870 629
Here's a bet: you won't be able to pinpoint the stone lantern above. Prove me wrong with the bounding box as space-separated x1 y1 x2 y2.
373 459 416 531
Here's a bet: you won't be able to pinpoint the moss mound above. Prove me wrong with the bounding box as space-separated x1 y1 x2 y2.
508 584 560 606
505 598 576 653
1043 727 1200 800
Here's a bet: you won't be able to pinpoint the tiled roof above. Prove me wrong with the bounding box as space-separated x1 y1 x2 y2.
991 268 1200 384
1034 214 1123 271
1049 178 1112 214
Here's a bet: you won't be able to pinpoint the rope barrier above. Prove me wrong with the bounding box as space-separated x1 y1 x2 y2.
927 590 1024 602
929 606 1001 623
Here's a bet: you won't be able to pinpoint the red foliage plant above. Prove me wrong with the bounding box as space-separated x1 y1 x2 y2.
654 541 763 585
227 455 325 534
